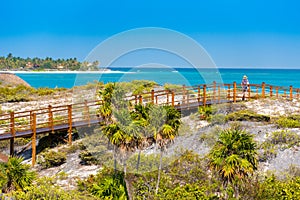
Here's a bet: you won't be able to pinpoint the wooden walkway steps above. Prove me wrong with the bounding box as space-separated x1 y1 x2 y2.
0 81 299 166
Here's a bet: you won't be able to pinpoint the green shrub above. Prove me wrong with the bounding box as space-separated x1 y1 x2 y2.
198 106 216 120
77 167 128 199
8 177 97 200
258 142 278 162
226 110 270 122
276 117 300 128
269 130 300 148
199 126 222 147
259 130 300 162
38 150 67 169
210 113 227 125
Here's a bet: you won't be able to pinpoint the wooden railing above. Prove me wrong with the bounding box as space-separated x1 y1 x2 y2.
0 82 299 165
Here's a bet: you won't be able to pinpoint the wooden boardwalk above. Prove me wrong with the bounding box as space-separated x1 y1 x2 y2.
0 81 299 165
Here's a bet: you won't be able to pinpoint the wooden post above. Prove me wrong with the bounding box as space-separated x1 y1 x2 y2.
171 91 175 107
290 85 293 100
182 85 186 104
48 105 54 133
10 112 15 156
203 84 207 106
68 105 72 145
155 96 158 104
213 81 216 101
262 82 265 98
84 100 90 126
151 90 155 104
248 84 251 100
227 85 231 100
197 86 201 102
270 86 273 97
276 87 279 98
233 82 237 103
297 89 300 99
135 95 137 105
139 95 143 104
218 85 221 103
187 91 190 107
32 113 37 166
166 91 169 105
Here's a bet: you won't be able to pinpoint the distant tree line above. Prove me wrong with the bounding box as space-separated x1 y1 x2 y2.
0 53 100 71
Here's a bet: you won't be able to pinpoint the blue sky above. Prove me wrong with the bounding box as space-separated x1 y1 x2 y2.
1 0 300 68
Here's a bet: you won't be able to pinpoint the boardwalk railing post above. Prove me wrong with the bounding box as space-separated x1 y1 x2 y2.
68 105 72 145
227 85 230 100
247 84 251 100
213 81 216 101
182 85 186 104
270 86 273 97
187 90 190 109
84 100 90 126
10 112 15 156
139 95 143 105
290 85 293 100
151 90 155 104
32 113 37 166
297 89 300 99
218 85 221 103
135 95 138 105
262 82 265 98
197 86 201 102
48 105 54 133
171 91 175 106
276 87 279 98
233 82 237 103
166 91 169 105
203 85 207 106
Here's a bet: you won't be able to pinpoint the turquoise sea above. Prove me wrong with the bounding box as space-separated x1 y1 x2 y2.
16 68 300 89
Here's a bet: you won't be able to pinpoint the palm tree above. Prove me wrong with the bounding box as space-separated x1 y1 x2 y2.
0 156 36 193
208 127 257 198
152 105 181 194
98 83 115 124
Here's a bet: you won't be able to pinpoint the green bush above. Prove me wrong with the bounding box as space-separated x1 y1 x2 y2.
259 130 300 162
7 177 97 200
276 117 300 128
38 150 67 169
210 113 227 125
226 110 270 122
198 106 215 120
77 167 128 199
269 130 300 148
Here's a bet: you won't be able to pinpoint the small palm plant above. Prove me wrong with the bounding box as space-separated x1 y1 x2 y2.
0 156 36 193
208 127 257 198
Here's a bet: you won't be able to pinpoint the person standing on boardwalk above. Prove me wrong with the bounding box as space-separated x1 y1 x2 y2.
241 75 249 100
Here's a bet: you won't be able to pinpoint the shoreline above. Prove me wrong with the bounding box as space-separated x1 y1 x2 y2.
0 70 132 74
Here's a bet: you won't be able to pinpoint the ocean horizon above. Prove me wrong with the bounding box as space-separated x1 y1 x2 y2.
11 67 300 89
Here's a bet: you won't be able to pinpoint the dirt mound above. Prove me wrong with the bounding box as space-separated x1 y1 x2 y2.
0 72 31 87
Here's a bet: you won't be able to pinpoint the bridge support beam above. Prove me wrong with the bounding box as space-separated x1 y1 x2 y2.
233 82 237 103
9 138 14 156
203 85 207 106
68 105 72 145
10 112 15 156
32 113 37 166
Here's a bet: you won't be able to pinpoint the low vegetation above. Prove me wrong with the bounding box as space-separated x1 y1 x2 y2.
37 150 67 169
226 110 270 122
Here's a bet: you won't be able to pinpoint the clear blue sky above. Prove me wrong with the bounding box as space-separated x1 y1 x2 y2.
1 0 300 68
